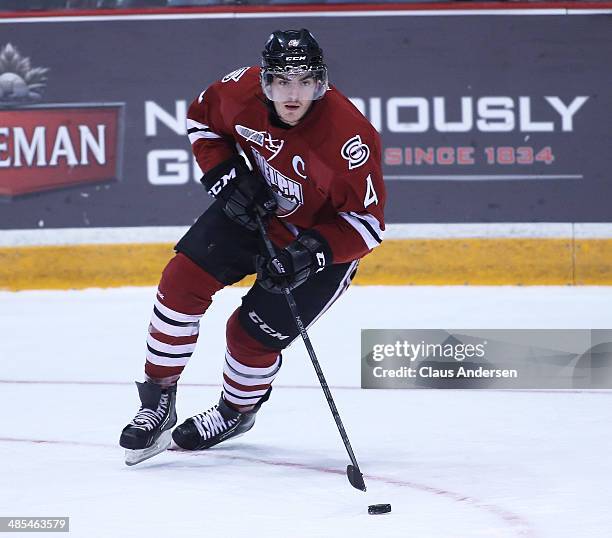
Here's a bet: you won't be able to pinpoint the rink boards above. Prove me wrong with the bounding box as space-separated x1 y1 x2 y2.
1 4 612 289
2 223 612 290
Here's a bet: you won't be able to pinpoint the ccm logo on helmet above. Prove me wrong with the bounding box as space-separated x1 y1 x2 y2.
286 56 307 61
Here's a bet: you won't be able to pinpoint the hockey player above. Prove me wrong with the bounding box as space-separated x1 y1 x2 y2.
120 29 386 465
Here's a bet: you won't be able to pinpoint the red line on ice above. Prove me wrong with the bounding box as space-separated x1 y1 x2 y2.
0 436 535 536
0 379 610 395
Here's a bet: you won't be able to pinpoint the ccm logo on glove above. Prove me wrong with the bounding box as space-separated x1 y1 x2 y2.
208 167 237 197
200 155 277 231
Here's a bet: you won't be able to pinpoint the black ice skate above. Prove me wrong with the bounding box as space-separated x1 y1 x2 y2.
172 389 270 451
120 381 177 466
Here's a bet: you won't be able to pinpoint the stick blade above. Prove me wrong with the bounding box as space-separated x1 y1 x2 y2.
347 464 367 491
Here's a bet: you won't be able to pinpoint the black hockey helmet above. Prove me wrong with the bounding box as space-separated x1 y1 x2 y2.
261 29 328 101
262 29 325 71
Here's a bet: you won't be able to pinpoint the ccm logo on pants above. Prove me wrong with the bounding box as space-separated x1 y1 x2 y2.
248 311 290 341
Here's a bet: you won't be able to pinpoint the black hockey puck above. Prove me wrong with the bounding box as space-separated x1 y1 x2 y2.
368 504 391 515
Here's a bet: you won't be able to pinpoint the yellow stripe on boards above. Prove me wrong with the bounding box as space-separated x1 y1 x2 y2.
357 239 574 285
575 239 612 285
1 238 611 291
0 244 175 291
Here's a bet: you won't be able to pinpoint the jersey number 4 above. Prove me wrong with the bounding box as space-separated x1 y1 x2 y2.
364 174 378 208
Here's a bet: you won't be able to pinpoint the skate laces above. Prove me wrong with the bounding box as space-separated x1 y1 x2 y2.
193 405 238 440
131 393 168 431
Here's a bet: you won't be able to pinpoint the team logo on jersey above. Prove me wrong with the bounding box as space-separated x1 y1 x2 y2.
341 134 370 170
292 155 307 179
235 124 284 161
221 67 249 83
252 148 303 217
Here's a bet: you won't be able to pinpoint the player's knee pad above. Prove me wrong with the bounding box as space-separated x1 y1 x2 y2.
226 309 283 365
158 253 224 312
234 302 297 352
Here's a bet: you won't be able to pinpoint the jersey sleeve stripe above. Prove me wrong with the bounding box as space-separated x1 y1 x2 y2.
339 212 384 249
186 118 211 131
186 118 223 143
348 211 384 243
188 131 223 144
187 127 211 134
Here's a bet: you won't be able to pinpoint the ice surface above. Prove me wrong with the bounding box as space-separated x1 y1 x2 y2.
1 286 611 537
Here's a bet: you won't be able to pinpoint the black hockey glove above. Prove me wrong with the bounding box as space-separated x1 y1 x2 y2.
255 231 333 294
200 155 277 231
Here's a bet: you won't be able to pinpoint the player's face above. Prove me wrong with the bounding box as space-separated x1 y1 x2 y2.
270 74 317 126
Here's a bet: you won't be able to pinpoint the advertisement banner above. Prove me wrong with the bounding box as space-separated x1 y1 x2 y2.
0 13 611 229
0 104 124 196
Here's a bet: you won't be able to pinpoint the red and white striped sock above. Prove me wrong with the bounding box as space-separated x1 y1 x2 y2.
222 309 281 410
145 253 224 386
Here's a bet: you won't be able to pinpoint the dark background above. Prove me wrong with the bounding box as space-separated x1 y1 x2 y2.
0 14 610 228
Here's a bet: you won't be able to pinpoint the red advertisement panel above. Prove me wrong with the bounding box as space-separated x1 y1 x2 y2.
0 104 124 196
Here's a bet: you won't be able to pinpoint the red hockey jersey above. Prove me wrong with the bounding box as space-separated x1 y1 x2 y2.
187 66 386 264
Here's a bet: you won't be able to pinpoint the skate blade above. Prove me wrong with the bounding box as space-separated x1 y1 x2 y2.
124 430 172 466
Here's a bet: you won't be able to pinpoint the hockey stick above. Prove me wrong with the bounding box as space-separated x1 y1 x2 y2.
255 213 367 492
